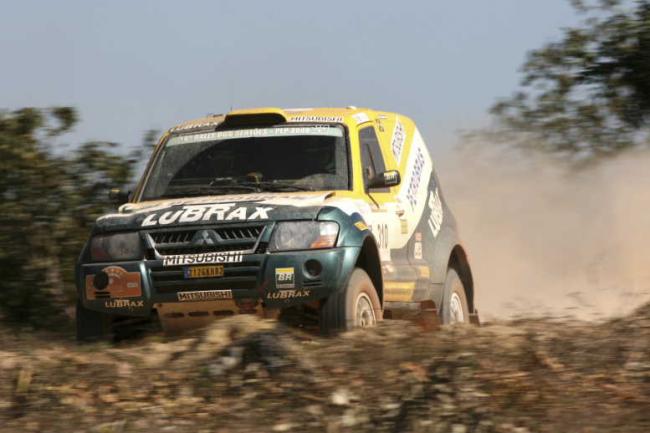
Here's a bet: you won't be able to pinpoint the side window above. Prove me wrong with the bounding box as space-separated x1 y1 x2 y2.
359 126 388 192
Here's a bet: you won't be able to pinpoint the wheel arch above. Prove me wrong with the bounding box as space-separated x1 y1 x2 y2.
447 244 474 313
354 236 383 306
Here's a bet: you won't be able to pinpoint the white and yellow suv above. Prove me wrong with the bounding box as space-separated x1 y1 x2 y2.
75 107 478 339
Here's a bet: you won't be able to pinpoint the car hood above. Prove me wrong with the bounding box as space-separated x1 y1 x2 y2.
94 191 339 233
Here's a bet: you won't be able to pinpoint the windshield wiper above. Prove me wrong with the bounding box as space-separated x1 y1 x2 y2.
159 183 258 198
209 176 241 187
159 179 315 199
238 180 315 192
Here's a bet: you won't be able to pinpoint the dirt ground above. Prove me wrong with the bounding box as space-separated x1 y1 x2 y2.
1 301 649 433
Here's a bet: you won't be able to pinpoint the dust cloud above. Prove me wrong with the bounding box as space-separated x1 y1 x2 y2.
437 146 650 321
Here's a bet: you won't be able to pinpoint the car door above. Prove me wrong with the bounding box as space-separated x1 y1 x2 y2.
357 124 418 301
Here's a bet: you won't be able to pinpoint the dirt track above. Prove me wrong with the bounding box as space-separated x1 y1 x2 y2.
1 302 649 433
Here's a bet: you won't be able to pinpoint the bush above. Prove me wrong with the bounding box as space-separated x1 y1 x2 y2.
0 107 142 325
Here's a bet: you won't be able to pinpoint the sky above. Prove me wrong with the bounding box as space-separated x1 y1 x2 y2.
1 0 579 155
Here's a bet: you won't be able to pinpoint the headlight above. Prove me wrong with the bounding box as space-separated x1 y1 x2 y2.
90 232 143 261
269 221 339 252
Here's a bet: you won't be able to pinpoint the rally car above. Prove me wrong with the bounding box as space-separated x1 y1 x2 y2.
76 107 478 339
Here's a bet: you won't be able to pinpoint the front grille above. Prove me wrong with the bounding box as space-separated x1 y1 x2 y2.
150 260 262 293
147 224 265 256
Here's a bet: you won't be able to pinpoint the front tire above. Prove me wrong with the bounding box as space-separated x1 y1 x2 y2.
319 268 382 334
441 268 470 324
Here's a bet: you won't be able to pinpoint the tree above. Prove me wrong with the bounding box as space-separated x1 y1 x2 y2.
0 107 142 325
491 0 650 160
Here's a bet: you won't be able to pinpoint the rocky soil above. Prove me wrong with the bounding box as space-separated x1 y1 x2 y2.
1 304 649 433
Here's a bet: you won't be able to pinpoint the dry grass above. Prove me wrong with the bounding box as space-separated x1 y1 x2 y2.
1 303 649 433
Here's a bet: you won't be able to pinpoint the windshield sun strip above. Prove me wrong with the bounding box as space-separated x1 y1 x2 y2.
166 126 343 147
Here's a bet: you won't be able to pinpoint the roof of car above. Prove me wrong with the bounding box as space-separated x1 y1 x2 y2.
167 107 398 133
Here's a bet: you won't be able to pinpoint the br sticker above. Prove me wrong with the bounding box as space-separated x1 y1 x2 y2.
85 266 142 300
275 267 295 289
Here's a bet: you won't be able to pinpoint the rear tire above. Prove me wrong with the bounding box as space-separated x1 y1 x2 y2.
76 300 112 342
441 268 469 324
319 268 382 335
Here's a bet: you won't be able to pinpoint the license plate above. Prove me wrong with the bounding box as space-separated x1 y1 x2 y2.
184 265 224 279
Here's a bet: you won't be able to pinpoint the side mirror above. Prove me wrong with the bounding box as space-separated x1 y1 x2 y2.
368 170 401 189
108 188 131 205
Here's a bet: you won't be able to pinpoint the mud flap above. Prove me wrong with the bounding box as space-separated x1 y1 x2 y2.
413 300 440 331
469 310 481 326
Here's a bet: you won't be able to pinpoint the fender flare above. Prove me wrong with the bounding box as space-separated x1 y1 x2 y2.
429 228 475 312
334 232 383 306
318 206 384 306
429 227 460 284
354 234 384 305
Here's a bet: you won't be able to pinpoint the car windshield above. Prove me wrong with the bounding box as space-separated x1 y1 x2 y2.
140 125 349 200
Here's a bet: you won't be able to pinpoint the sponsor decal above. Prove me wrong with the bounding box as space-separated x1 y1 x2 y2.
391 118 406 164
385 282 416 302
163 251 244 267
376 115 387 132
405 147 425 210
141 204 273 227
287 115 344 123
393 128 433 248
414 241 423 260
400 219 408 234
167 126 343 146
177 289 233 302
266 289 311 300
369 223 388 250
104 299 145 309
112 192 331 218
275 267 295 289
354 221 369 231
427 188 444 238
85 266 142 300
184 265 224 279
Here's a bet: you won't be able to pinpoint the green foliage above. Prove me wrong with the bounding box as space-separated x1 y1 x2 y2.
492 0 650 160
0 107 142 325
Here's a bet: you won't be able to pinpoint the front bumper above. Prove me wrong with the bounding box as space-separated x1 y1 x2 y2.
77 247 359 317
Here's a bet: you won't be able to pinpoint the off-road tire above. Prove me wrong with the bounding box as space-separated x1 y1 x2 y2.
319 268 382 335
441 268 470 324
76 300 112 342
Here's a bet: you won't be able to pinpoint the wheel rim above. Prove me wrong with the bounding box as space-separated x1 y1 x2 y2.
355 292 376 327
449 292 465 323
